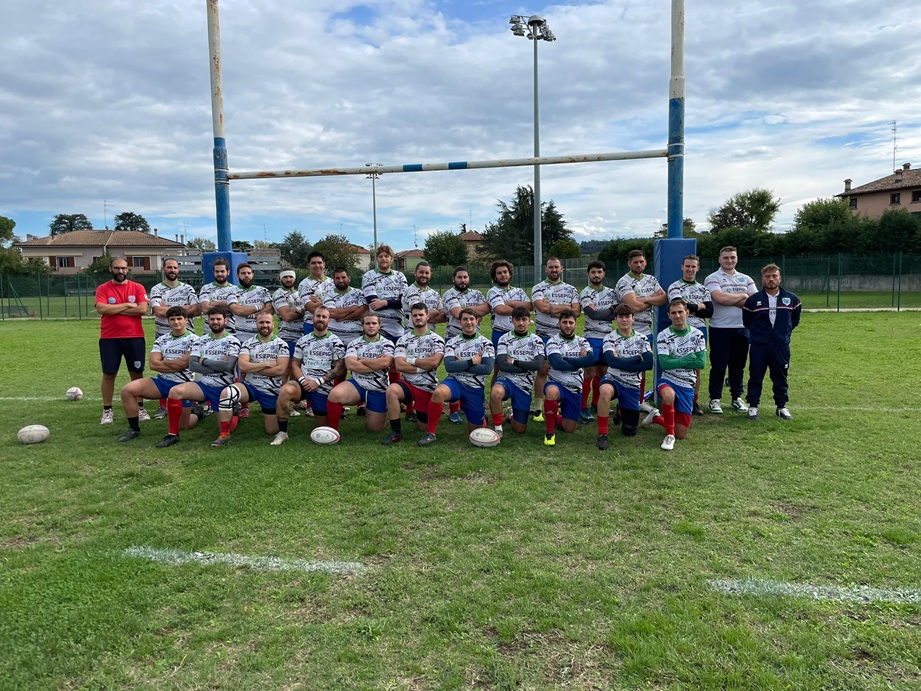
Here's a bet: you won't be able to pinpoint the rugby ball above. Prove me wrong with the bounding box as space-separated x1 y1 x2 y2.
469 427 500 448
310 426 340 445
18 425 50 444
66 386 84 401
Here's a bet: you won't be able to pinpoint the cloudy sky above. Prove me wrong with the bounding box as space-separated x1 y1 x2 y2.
2 0 918 252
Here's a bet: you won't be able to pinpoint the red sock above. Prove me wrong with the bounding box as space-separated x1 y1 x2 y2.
449 401 460 415
241 402 249 410
556 413 563 430
591 376 601 407
405 400 415 414
492 413 504 427
220 419 231 435
598 417 609 435
326 402 343 430
661 403 675 435
304 399 312 411
581 384 591 410
159 397 167 409
544 400 559 435
427 400 443 435
230 415 239 432
389 370 401 385
167 398 183 435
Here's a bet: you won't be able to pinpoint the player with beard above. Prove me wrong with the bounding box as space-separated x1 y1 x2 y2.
542 309 594 446
211 312 289 446
580 260 619 423
273 267 305 359
229 263 273 343
362 245 408 343
489 307 545 437
149 257 200 418
297 251 332 335
667 255 713 415
381 302 446 444
95 257 149 425
402 261 445 332
486 260 531 382
271 307 346 445
199 258 238 333
162 306 241 447
442 265 490 424
321 268 368 346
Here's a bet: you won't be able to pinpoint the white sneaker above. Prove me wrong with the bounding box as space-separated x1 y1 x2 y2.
137 408 151 422
100 409 114 425
709 399 723 415
494 426 503 439
747 406 759 420
639 401 655 413
641 408 660 427
288 408 301 417
731 397 749 412
270 431 289 446
776 407 793 421
661 434 676 451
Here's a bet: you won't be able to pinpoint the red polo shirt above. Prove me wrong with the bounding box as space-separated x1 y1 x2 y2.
96 279 148 339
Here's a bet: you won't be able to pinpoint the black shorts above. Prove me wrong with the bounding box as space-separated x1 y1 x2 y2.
99 337 146 375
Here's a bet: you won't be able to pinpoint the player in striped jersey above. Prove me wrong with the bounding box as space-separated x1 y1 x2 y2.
321 268 368 347
489 307 545 437
401 261 445 333
198 257 238 333
228 263 273 343
642 299 707 451
326 314 396 435
271 307 346 445
486 260 531 350
442 265 490 424
542 309 594 446
418 308 495 446
117 306 197 445
595 305 654 450
381 302 446 444
362 245 408 342
162 306 241 447
297 251 332 335
273 267 305 356
667 254 713 416
580 260 619 422
211 312 289 446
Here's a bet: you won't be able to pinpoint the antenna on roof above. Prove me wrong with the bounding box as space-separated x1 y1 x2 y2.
414 225 417 248
890 120 899 173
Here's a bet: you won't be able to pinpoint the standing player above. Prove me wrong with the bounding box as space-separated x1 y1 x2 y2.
442 265 490 423
199 257 238 334
743 264 802 421
297 251 332 335
614 250 667 409
321 267 368 347
402 261 445 331
704 246 757 414
148 257 201 418
163 306 241 447
211 312 289 446
542 309 594 446
95 257 149 425
580 260 619 422
116 307 196 444
643 299 707 451
489 307 545 437
326 314 396 436
486 260 531 386
381 302 446 444
273 267 305 358
595 305 653 450
272 306 346 445
362 245 408 344
667 255 713 416
229 263 273 343
531 257 581 419
418 308 495 446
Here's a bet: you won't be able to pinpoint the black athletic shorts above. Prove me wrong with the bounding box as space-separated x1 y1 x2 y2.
99 337 146 375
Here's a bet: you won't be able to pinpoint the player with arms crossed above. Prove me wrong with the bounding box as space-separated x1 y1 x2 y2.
271 306 346 445
297 251 332 335
442 265 491 423
489 306 545 437
667 254 713 416
486 260 531 382
580 259 619 423
643 299 707 451
163 306 241 447
116 306 197 445
418 308 495 446
381 302 446 445
326 314 396 436
542 309 594 446
198 257 238 334
402 261 445 331
595 305 654 450
211 312 289 446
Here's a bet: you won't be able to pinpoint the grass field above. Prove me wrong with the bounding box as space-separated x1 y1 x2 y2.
1 315 920 689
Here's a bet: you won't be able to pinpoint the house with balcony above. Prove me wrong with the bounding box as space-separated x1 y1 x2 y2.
836 163 921 219
14 229 187 274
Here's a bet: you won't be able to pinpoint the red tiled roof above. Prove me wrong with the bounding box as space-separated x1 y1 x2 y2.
836 166 921 197
459 232 483 241
396 249 424 258
15 230 186 248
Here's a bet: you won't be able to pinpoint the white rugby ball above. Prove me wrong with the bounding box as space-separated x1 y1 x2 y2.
310 425 340 445
469 427 500 448
18 424 50 444
66 386 84 401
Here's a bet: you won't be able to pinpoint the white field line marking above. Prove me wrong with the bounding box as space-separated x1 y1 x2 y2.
123 546 365 574
708 578 921 604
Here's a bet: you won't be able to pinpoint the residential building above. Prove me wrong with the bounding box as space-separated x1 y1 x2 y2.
14 229 187 274
837 163 921 219
394 248 424 272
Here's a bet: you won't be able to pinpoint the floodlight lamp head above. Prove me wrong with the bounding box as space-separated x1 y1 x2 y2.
511 25 526 36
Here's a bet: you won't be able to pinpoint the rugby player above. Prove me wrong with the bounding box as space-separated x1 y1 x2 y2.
401 261 445 332
362 245 408 343
198 257 238 333
442 265 490 423
667 255 713 415
489 307 545 437
486 260 531 385
228 263 273 343
580 259 619 422
542 309 594 446
297 251 332 335
321 267 368 347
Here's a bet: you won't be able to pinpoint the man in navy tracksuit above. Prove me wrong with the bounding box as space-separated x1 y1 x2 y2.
742 264 802 421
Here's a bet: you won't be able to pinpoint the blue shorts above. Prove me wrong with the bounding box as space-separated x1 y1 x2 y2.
442 378 485 426
587 337 605 365
599 377 641 411
302 322 315 335
657 379 694 416
493 378 532 425
196 382 225 411
381 329 401 344
152 377 193 407
243 383 279 413
697 325 708 343
491 329 508 350
305 391 329 415
346 380 387 413
544 382 580 422
286 340 297 358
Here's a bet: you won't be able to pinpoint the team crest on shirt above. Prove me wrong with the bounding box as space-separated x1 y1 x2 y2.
134 360 142 369
128 296 136 302
782 297 791 305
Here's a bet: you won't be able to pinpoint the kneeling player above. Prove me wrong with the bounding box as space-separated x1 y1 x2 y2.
381 302 445 444
542 309 594 446
117 306 197 445
161 306 241 447
212 312 289 446
272 307 345 445
489 307 545 437
643 299 707 450
595 305 653 450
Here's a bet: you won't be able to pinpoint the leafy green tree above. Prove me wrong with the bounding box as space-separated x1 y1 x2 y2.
423 230 468 268
232 240 254 253
278 231 312 268
707 189 780 234
0 215 15 246
579 239 609 255
49 214 93 235
655 217 697 239
311 234 357 272
478 185 573 265
254 240 281 250
81 253 115 277
876 208 921 253
114 211 150 232
0 248 51 275
187 237 216 251
549 238 582 260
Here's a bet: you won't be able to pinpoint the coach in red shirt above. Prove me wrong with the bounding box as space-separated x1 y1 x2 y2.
95 257 149 425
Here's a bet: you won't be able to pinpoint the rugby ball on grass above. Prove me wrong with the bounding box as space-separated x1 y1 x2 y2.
469 427 500 448
66 387 84 401
310 426 340 445
18 425 50 445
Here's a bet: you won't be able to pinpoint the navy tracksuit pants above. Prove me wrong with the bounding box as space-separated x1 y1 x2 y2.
746 344 790 408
